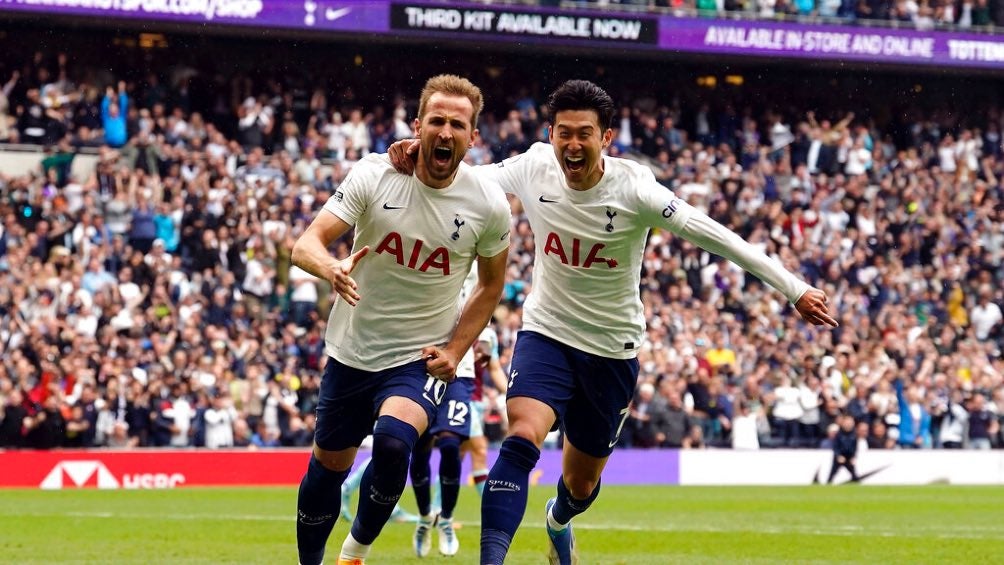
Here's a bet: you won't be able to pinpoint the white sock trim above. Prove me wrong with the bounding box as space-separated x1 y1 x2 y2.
546 507 568 532
340 532 371 559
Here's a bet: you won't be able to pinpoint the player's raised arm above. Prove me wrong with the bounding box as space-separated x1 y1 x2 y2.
648 189 837 327
291 210 369 307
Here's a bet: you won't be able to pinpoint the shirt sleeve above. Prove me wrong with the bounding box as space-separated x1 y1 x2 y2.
474 143 542 199
637 167 694 232
639 176 810 304
322 157 378 226
475 189 512 259
678 208 811 304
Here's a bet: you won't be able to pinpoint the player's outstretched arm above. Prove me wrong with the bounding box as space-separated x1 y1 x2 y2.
674 207 838 327
424 249 508 382
291 211 369 307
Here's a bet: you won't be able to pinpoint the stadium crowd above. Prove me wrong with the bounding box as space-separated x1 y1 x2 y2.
0 49 1001 453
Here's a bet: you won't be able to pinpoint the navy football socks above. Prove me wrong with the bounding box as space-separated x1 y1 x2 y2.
551 475 601 526
409 436 434 517
296 455 350 565
480 436 540 564
437 434 462 520
350 415 419 545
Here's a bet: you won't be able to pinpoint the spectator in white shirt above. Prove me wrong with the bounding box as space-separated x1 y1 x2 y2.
971 285 1003 341
289 265 319 327
772 376 804 447
844 137 872 176
340 108 371 155
937 134 957 173
954 129 981 177
204 392 238 449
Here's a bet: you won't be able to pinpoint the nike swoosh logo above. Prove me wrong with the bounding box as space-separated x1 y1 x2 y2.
812 463 891 484
853 464 891 483
383 203 405 210
325 7 352 21
538 196 559 203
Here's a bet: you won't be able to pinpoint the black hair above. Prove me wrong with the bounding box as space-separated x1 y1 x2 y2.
547 80 615 130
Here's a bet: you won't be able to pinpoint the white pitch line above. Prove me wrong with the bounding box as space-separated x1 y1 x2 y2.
32 512 1002 541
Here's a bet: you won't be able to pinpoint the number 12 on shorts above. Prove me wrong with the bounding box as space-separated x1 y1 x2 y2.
447 400 468 426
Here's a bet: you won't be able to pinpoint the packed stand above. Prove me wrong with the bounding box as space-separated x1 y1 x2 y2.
0 51 1001 452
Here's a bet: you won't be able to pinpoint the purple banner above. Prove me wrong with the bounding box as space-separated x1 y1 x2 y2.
0 0 388 33
661 17 1004 69
1 0 1003 68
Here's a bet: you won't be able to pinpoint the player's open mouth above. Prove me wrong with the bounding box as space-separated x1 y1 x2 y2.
565 155 585 173
433 146 453 166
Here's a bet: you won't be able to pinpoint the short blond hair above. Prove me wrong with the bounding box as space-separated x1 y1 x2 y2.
418 74 484 129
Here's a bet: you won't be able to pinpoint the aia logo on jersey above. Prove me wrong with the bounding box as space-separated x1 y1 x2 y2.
663 199 682 218
375 232 451 275
543 232 618 269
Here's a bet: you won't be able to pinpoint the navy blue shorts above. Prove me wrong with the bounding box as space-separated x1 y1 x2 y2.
508 331 639 458
428 378 475 439
314 357 447 451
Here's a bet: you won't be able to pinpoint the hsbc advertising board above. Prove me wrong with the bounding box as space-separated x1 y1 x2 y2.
0 450 310 490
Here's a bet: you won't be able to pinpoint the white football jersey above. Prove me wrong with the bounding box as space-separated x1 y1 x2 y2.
322 154 511 371
478 142 808 359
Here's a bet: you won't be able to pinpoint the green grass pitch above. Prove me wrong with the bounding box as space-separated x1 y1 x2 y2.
2 485 1002 564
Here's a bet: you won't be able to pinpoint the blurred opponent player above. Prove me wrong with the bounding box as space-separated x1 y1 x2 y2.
409 269 508 558
290 74 510 565
391 80 837 565
465 322 508 495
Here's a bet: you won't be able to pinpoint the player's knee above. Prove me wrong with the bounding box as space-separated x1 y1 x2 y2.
311 445 353 472
507 420 548 448
372 415 419 463
505 402 555 447
563 474 600 500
